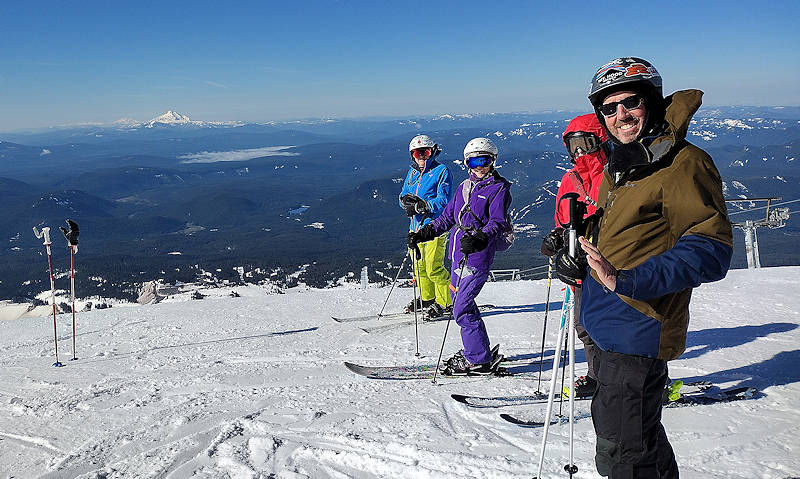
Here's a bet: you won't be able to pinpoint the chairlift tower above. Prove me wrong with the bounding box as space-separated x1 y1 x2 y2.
725 197 790 269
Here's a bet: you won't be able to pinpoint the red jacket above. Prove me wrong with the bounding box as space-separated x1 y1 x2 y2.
554 114 608 227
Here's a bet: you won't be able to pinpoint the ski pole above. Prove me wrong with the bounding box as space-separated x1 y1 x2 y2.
376 249 410 318
558 332 568 416
566 285 578 478
411 246 421 358
534 286 571 479
536 192 584 478
59 219 80 361
432 255 467 385
409 215 428 358
33 226 63 368
69 245 77 360
562 193 583 478
536 257 554 393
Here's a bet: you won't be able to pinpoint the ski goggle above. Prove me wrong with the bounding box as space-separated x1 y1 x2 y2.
564 132 602 159
411 147 432 160
597 94 644 118
465 155 494 169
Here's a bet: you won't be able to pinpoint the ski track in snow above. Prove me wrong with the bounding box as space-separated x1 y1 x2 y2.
0 267 799 478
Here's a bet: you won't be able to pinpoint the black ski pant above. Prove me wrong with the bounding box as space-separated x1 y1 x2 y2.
591 349 678 479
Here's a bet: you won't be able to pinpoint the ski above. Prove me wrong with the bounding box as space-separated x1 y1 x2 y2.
452 392 550 408
499 412 592 428
360 315 446 333
665 386 758 407
345 345 507 380
332 311 411 323
497 386 759 428
333 304 495 324
498 413 553 428
452 381 715 409
357 304 496 333
344 361 441 380
344 361 513 380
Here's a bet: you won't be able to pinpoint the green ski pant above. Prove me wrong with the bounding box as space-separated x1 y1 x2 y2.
412 233 452 307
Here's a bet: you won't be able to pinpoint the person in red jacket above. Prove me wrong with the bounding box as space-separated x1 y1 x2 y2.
541 113 608 398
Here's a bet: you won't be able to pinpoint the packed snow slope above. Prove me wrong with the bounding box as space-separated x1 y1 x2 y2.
1 267 799 478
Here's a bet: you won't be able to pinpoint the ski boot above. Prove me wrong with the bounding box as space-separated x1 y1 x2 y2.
423 302 445 320
405 298 434 314
562 375 597 399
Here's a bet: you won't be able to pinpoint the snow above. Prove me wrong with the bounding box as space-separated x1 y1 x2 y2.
0 267 799 478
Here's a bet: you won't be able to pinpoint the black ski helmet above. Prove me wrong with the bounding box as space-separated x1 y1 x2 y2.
588 57 665 141
588 57 662 106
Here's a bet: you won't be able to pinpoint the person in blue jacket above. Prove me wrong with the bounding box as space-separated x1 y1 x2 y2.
399 135 453 317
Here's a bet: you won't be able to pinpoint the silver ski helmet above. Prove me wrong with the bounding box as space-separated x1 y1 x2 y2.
409 134 435 152
463 137 498 169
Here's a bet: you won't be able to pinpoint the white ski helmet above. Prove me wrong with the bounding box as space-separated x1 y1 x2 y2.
409 134 435 152
463 137 498 160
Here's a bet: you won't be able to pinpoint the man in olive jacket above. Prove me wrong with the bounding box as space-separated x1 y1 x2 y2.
558 57 733 479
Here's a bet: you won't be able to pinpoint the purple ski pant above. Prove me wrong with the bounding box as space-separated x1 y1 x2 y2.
451 268 492 365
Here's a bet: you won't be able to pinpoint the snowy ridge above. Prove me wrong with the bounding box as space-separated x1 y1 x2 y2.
0 267 798 477
142 110 243 128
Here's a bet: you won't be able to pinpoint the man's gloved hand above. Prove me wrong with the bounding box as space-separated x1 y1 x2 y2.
540 227 565 257
407 224 437 256
401 194 428 217
554 247 588 287
460 229 489 254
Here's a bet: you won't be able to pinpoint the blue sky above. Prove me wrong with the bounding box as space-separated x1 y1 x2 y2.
1 0 799 130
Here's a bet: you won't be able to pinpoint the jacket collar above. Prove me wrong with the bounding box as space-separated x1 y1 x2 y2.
647 89 703 161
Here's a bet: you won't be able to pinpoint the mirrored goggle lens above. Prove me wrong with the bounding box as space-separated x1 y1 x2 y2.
412 148 432 159
565 133 601 158
465 155 493 168
597 95 644 117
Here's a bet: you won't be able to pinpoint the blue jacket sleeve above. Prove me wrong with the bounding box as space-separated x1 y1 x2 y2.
398 169 414 209
425 166 453 216
614 234 732 300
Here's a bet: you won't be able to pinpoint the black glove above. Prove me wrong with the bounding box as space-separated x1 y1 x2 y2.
540 227 565 257
460 229 489 255
401 194 428 217
554 247 588 287
407 224 437 256
59 219 80 246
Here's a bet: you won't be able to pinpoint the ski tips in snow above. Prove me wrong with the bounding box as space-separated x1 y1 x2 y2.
498 413 557 428
450 392 549 408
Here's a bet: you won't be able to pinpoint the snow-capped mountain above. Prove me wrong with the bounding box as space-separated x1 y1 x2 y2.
141 110 243 128
144 110 195 127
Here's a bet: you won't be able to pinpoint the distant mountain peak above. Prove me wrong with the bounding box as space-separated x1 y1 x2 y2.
146 110 195 127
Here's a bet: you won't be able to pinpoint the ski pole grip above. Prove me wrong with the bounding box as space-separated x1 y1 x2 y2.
33 226 52 245
557 193 581 230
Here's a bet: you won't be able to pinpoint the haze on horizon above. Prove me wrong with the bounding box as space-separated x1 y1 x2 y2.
1 0 799 131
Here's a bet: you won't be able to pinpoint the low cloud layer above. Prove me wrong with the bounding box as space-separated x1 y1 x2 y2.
179 146 298 164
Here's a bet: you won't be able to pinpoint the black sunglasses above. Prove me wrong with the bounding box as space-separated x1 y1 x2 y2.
598 95 644 117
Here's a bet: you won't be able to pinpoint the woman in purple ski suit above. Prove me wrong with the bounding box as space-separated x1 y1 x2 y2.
407 137 512 375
